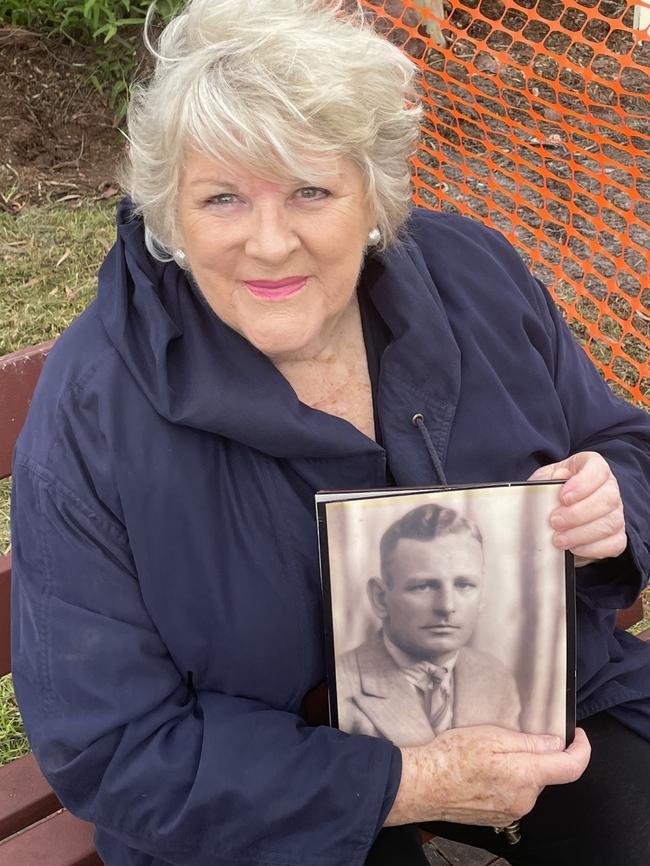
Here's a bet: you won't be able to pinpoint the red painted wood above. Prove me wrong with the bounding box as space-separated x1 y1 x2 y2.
616 597 644 631
0 341 52 480
0 809 101 866
0 753 60 841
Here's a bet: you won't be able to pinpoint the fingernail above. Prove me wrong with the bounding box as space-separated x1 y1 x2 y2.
554 533 568 548
550 515 565 530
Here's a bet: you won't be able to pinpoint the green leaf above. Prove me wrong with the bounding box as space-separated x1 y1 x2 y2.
102 24 118 42
111 78 127 102
88 73 103 96
113 100 128 126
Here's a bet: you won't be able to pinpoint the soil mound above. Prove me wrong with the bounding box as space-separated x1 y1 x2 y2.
0 27 124 210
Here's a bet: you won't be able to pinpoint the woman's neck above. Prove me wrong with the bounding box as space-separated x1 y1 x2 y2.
269 292 361 372
272 293 375 440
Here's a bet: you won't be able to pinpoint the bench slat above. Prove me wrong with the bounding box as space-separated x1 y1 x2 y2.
0 341 52 480
616 596 644 631
0 752 60 841
0 808 100 866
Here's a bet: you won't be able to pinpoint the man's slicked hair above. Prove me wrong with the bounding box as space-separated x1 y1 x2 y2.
380 503 483 585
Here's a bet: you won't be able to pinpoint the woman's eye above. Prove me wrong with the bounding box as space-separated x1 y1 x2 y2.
296 187 329 201
209 193 239 206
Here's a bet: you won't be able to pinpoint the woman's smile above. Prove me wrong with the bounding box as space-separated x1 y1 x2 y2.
177 150 375 363
243 276 308 300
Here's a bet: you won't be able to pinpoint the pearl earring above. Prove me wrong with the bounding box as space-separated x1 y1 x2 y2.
175 249 187 264
367 227 381 246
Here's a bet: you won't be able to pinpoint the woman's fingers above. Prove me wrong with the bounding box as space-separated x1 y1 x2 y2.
386 725 590 828
528 452 609 502
558 452 611 505
551 508 626 556
531 727 592 787
551 480 622 530
494 726 591 787
527 463 573 483
569 535 628 560
528 452 626 562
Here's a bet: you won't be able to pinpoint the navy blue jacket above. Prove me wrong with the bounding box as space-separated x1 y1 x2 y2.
11 203 650 866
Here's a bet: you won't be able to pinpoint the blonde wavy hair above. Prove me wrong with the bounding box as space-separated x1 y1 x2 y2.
125 0 422 259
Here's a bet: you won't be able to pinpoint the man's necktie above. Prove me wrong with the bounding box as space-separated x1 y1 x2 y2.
402 662 450 734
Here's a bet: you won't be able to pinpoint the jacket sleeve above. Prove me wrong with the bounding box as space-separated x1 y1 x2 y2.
453 215 650 610
11 455 400 866
530 273 650 609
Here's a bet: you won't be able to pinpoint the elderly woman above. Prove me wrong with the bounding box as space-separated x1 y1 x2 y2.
11 1 650 865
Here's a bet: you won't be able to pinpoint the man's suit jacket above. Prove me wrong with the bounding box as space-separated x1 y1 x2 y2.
336 631 521 747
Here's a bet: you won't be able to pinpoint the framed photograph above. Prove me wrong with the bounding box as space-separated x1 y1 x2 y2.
316 482 576 748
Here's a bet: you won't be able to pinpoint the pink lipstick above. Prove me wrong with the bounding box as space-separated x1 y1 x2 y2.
244 276 307 300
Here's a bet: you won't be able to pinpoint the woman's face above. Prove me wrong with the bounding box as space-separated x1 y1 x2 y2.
177 149 376 362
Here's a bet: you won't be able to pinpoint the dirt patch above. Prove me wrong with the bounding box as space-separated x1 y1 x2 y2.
0 27 125 211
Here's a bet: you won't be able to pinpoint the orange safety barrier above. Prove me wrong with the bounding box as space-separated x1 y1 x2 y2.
359 0 650 408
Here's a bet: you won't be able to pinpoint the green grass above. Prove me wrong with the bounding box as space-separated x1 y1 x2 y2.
0 674 30 765
631 587 650 637
0 200 117 355
0 478 9 557
1 200 116 766
1 200 117 561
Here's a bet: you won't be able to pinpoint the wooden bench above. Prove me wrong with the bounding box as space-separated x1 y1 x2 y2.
0 340 648 866
0 341 101 866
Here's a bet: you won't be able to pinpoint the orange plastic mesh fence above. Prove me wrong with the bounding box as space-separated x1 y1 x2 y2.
358 0 650 407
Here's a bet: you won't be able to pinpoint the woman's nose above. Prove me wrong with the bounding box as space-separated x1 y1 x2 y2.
244 206 300 264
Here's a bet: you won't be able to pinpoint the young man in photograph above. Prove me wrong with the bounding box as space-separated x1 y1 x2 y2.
337 503 521 746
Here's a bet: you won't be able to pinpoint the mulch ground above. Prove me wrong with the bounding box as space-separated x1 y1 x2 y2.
0 26 125 211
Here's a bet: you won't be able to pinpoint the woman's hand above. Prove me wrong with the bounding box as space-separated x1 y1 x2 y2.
528 451 626 567
385 726 591 827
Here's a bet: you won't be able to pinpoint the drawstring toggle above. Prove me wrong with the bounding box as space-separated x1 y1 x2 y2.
410 412 448 486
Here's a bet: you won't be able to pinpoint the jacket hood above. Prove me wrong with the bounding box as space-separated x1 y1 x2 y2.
96 199 461 460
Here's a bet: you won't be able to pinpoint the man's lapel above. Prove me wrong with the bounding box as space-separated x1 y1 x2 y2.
355 633 436 747
452 647 484 728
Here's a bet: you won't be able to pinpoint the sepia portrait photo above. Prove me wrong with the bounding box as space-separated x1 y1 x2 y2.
317 483 575 749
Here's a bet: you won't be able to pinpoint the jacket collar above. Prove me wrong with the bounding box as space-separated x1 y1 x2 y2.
97 201 460 465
